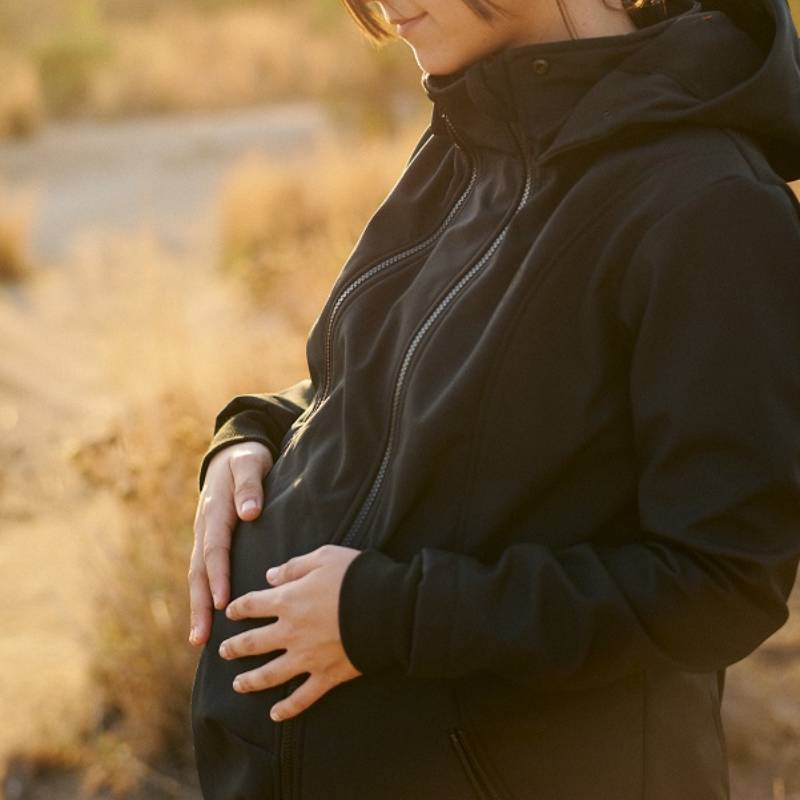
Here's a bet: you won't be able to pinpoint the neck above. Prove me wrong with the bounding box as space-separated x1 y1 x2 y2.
508 0 638 46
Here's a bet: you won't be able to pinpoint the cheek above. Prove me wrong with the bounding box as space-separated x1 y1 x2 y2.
406 9 509 73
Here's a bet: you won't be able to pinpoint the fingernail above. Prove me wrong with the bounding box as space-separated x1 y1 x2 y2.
270 708 283 722
241 499 257 514
266 567 279 583
218 642 228 658
233 678 243 692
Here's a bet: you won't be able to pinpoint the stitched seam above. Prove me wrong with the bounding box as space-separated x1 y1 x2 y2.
327 149 486 549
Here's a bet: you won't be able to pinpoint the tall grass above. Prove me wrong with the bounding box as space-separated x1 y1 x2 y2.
0 53 44 138
57 237 309 795
47 121 421 796
0 183 36 283
0 0 421 138
218 121 426 316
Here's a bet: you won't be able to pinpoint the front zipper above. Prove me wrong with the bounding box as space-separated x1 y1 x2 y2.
278 113 477 459
278 675 305 800
274 120 526 800
275 117 477 800
449 727 502 800
339 122 533 549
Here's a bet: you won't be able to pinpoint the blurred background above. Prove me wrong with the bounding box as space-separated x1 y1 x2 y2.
0 1 798 798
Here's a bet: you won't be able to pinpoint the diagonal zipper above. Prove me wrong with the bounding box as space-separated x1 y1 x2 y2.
279 114 477 459
275 115 476 800
278 675 304 800
339 122 533 550
449 728 503 800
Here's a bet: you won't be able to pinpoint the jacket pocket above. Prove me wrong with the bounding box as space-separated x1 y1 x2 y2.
448 727 503 800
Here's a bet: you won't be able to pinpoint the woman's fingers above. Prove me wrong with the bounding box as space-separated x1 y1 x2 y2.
188 537 213 646
266 547 324 586
269 674 332 722
219 620 284 660
192 442 274 614
187 442 279 646
232 653 297 694
226 586 285 621
228 443 272 520
203 489 236 609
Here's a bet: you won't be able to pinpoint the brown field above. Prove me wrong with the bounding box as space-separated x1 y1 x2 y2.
1 1 800 796
0 0 423 140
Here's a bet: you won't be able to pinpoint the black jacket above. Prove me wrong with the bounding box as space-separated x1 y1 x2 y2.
192 0 800 796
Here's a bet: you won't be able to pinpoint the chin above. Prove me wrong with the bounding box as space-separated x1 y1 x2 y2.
413 40 501 76
414 51 472 76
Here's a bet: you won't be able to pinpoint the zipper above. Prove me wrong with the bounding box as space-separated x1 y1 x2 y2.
339 122 533 549
278 112 477 459
449 727 502 800
278 675 305 800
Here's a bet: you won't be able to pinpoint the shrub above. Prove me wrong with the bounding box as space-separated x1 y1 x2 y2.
32 1 113 116
59 231 307 796
217 120 427 321
0 54 45 139
0 185 36 283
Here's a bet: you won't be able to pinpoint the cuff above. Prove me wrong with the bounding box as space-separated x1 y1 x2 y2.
197 410 281 491
338 549 419 675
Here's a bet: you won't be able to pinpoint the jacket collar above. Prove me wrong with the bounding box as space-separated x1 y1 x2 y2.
421 0 773 165
422 0 702 157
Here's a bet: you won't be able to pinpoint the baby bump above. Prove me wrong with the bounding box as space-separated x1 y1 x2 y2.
192 439 360 761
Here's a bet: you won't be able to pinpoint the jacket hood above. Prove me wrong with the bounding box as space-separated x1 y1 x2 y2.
422 0 800 180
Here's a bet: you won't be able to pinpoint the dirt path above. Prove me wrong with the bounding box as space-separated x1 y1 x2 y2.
0 102 327 265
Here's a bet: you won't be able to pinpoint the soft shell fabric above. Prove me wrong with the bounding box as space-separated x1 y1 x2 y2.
192 0 800 797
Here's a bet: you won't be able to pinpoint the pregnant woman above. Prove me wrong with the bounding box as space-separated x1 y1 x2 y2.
188 0 800 796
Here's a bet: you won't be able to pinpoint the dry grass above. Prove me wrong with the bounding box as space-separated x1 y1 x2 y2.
0 123 418 796
217 120 426 319
0 53 45 138
0 1 421 139
0 233 311 797
0 183 37 283
724 589 800 799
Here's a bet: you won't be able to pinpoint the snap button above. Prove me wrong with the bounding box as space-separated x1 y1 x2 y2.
532 58 550 75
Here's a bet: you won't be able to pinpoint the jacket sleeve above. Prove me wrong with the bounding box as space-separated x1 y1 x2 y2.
337 175 800 689
197 378 314 491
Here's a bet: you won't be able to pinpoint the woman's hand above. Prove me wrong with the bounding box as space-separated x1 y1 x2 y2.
219 544 363 722
189 441 274 646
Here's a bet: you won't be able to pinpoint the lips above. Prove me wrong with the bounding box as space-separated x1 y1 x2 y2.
387 11 426 24
388 11 427 35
